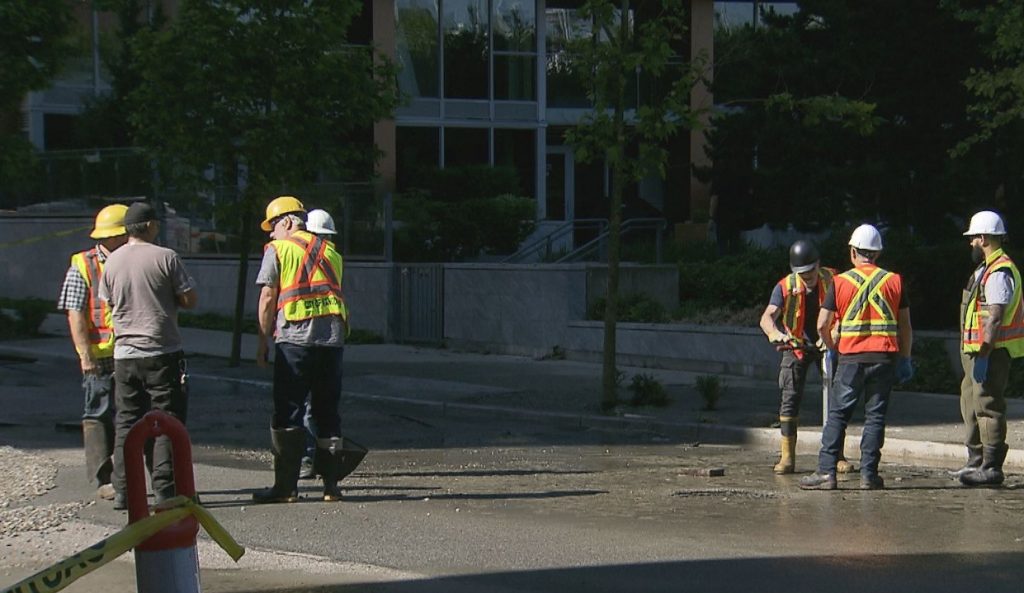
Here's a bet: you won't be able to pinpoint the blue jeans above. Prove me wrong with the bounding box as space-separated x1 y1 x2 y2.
82 371 115 421
818 360 895 477
273 343 342 439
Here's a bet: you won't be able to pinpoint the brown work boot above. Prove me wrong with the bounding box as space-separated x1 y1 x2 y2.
773 436 796 474
836 459 856 474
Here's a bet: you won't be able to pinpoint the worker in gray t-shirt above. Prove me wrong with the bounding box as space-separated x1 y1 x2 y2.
98 202 197 510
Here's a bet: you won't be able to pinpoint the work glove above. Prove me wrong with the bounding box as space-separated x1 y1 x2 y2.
895 357 914 384
972 356 989 385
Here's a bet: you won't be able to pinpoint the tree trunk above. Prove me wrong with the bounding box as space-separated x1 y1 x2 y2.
600 0 631 411
229 194 253 367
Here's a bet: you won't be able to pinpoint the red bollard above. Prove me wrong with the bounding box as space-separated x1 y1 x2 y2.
124 410 201 593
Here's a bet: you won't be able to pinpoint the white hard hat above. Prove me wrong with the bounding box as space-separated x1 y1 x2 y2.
306 209 336 235
963 210 1006 236
849 224 883 251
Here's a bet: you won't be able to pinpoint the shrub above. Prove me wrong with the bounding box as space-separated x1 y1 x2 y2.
628 373 669 407
695 375 724 410
588 293 669 323
0 298 55 338
393 166 536 262
898 337 958 394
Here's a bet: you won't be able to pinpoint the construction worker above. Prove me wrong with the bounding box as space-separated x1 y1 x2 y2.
253 196 360 503
759 240 853 475
800 224 913 490
296 209 367 482
954 211 1023 486
99 202 198 509
56 204 128 500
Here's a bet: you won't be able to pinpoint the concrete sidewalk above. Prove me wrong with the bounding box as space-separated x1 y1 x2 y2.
5 319 1024 471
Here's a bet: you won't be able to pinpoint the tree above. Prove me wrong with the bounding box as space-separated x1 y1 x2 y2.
125 0 399 365
707 0 982 242
562 0 702 410
946 0 1024 226
0 0 74 199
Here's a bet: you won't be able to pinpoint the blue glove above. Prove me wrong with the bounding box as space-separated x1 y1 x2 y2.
973 356 989 384
895 357 914 383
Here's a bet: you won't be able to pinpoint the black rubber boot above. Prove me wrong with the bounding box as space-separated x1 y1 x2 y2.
253 428 305 503
82 419 114 488
960 444 1008 487
948 445 983 480
317 437 368 501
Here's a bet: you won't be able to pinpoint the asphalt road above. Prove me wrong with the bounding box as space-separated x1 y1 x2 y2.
3 352 1024 592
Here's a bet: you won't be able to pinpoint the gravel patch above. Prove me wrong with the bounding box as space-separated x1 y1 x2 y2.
0 446 57 506
0 502 87 537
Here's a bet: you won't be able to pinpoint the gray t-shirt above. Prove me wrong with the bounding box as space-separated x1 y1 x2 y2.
256 245 345 347
98 242 194 359
974 267 1015 306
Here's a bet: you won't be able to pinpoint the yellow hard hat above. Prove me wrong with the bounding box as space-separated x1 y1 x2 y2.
90 204 129 239
261 195 306 231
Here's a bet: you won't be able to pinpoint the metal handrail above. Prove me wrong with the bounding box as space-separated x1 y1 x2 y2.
502 218 608 263
555 217 667 264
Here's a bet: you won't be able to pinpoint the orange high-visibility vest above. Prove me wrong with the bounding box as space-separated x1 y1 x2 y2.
962 249 1024 357
269 231 348 324
834 264 902 354
69 248 115 359
778 267 836 348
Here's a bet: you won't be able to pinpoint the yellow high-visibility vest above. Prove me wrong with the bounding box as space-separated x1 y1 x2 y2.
779 267 835 348
962 248 1024 358
70 248 115 359
269 231 348 324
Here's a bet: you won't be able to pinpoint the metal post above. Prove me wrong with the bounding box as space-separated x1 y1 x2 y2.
125 411 201 593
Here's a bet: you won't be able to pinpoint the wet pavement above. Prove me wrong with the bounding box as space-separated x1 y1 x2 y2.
2 330 1024 592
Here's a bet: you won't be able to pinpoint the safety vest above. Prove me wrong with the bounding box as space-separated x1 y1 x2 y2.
962 248 1024 358
69 247 114 359
834 264 901 354
778 267 836 347
270 231 348 324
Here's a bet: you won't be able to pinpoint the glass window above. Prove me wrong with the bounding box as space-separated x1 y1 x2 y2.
714 1 798 30
444 127 489 167
494 129 536 197
396 0 440 97
443 0 489 99
494 0 536 52
494 55 535 101
397 126 440 190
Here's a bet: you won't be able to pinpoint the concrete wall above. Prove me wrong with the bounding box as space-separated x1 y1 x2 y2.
0 215 96 301
443 264 589 356
0 215 961 377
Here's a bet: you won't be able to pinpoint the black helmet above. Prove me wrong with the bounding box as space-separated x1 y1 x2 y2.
789 240 820 273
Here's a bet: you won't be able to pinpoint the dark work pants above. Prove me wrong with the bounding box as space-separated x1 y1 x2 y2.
111 352 188 499
778 350 820 422
818 360 895 477
273 343 342 439
960 348 1011 448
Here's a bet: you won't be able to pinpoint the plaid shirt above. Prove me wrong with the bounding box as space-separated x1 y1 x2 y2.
57 245 106 312
57 246 115 372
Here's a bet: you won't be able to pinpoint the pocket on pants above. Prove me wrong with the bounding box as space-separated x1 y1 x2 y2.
82 373 113 419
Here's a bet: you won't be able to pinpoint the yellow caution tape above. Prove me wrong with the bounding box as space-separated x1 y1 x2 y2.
3 496 244 593
0 225 92 250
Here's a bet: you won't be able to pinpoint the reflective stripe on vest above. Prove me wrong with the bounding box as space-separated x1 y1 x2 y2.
272 231 348 323
779 267 835 347
835 265 900 354
962 249 1024 358
70 248 114 359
